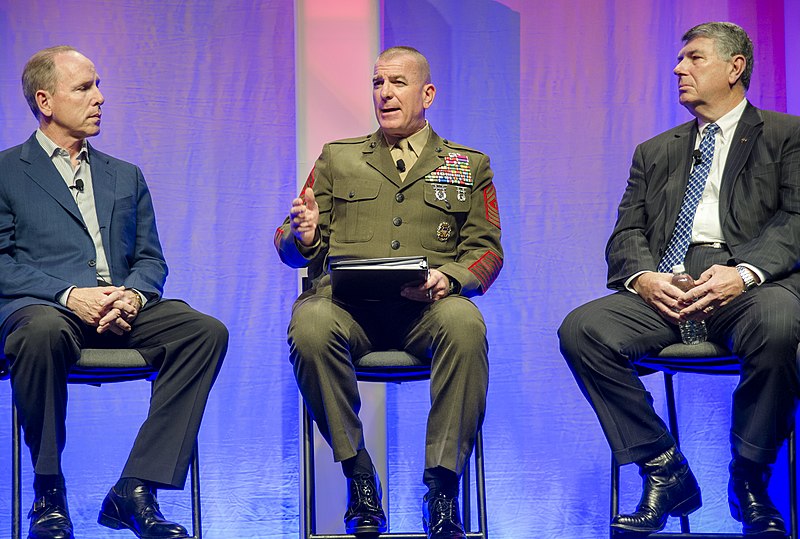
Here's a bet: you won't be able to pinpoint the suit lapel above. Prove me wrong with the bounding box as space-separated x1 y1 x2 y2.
19 134 84 224
719 104 762 223
88 144 116 231
663 122 697 241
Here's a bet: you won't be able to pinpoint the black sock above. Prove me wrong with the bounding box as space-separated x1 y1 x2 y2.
341 449 374 479
34 474 65 498
114 477 150 497
423 466 459 498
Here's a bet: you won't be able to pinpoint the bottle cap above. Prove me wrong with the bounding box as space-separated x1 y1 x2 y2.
672 264 686 273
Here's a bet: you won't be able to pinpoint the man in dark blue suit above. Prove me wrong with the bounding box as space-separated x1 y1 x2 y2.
0 46 228 539
560 22 800 537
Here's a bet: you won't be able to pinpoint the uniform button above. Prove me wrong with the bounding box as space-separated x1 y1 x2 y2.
395 193 404 203
393 217 402 226
348 191 355 198
391 240 400 250
88 259 96 267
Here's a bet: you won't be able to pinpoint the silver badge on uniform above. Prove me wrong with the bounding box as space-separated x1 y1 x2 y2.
456 186 467 202
433 184 448 201
436 222 452 242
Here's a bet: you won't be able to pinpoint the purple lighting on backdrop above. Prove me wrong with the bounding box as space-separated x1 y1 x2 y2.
0 1 798 538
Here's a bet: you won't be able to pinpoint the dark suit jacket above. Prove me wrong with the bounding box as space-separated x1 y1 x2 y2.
0 133 168 330
606 103 800 296
274 127 503 297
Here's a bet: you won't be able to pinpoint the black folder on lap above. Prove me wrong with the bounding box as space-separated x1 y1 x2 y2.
330 256 429 300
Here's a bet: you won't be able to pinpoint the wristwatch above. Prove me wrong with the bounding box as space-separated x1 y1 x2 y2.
735 265 757 292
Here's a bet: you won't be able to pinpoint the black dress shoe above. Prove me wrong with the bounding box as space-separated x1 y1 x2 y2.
423 491 466 539
98 485 189 538
729 457 786 536
611 446 702 535
28 488 74 539
344 469 388 535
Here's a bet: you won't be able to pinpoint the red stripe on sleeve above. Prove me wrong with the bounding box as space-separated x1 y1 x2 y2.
468 251 503 292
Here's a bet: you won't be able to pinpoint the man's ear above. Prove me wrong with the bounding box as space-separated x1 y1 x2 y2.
35 90 54 119
422 83 436 109
729 55 746 87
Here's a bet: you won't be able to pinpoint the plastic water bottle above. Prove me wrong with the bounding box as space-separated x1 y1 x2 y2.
671 264 707 345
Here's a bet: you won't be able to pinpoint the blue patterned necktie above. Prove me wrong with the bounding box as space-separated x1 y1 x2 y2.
657 123 719 273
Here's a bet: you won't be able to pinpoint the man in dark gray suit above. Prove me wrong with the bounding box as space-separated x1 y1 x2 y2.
559 22 800 537
0 46 228 539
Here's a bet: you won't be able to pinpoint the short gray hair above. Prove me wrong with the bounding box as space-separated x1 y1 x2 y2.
22 45 79 120
377 46 431 84
682 22 753 90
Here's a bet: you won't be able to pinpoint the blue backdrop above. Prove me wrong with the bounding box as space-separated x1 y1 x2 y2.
0 0 798 537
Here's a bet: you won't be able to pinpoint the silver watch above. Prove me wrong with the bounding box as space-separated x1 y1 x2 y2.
735 265 757 292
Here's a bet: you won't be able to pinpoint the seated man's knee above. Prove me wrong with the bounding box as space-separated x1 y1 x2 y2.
4 306 78 364
199 314 229 347
434 297 487 349
558 303 599 360
288 297 342 360
740 289 800 357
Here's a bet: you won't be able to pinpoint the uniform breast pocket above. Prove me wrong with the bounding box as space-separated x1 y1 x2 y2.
420 183 470 252
331 180 381 243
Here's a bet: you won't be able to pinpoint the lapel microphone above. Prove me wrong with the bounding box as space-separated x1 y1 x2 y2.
396 159 406 173
70 179 85 193
692 150 702 166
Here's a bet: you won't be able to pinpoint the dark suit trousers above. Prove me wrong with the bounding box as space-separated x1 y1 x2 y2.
559 246 800 466
288 284 488 476
3 300 228 489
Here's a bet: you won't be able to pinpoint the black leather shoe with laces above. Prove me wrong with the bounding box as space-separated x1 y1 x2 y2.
729 457 786 537
344 469 388 535
610 446 702 535
423 491 466 539
28 488 74 539
98 484 189 538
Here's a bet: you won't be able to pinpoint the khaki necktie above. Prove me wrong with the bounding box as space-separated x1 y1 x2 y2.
396 138 414 182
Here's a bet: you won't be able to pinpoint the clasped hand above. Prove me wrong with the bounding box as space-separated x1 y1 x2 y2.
66 286 142 335
400 269 451 302
633 264 745 323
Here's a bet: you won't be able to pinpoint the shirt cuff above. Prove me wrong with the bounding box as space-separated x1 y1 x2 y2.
624 271 651 293
57 286 75 307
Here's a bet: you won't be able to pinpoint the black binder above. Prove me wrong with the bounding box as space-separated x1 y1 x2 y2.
330 256 429 300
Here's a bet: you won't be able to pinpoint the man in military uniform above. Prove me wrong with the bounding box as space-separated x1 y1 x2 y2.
275 46 502 539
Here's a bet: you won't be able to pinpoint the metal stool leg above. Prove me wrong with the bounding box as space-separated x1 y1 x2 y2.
791 424 798 539
13 400 22 539
474 429 488 538
190 441 202 539
663 373 691 534
610 456 619 539
302 405 316 539
462 450 472 533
